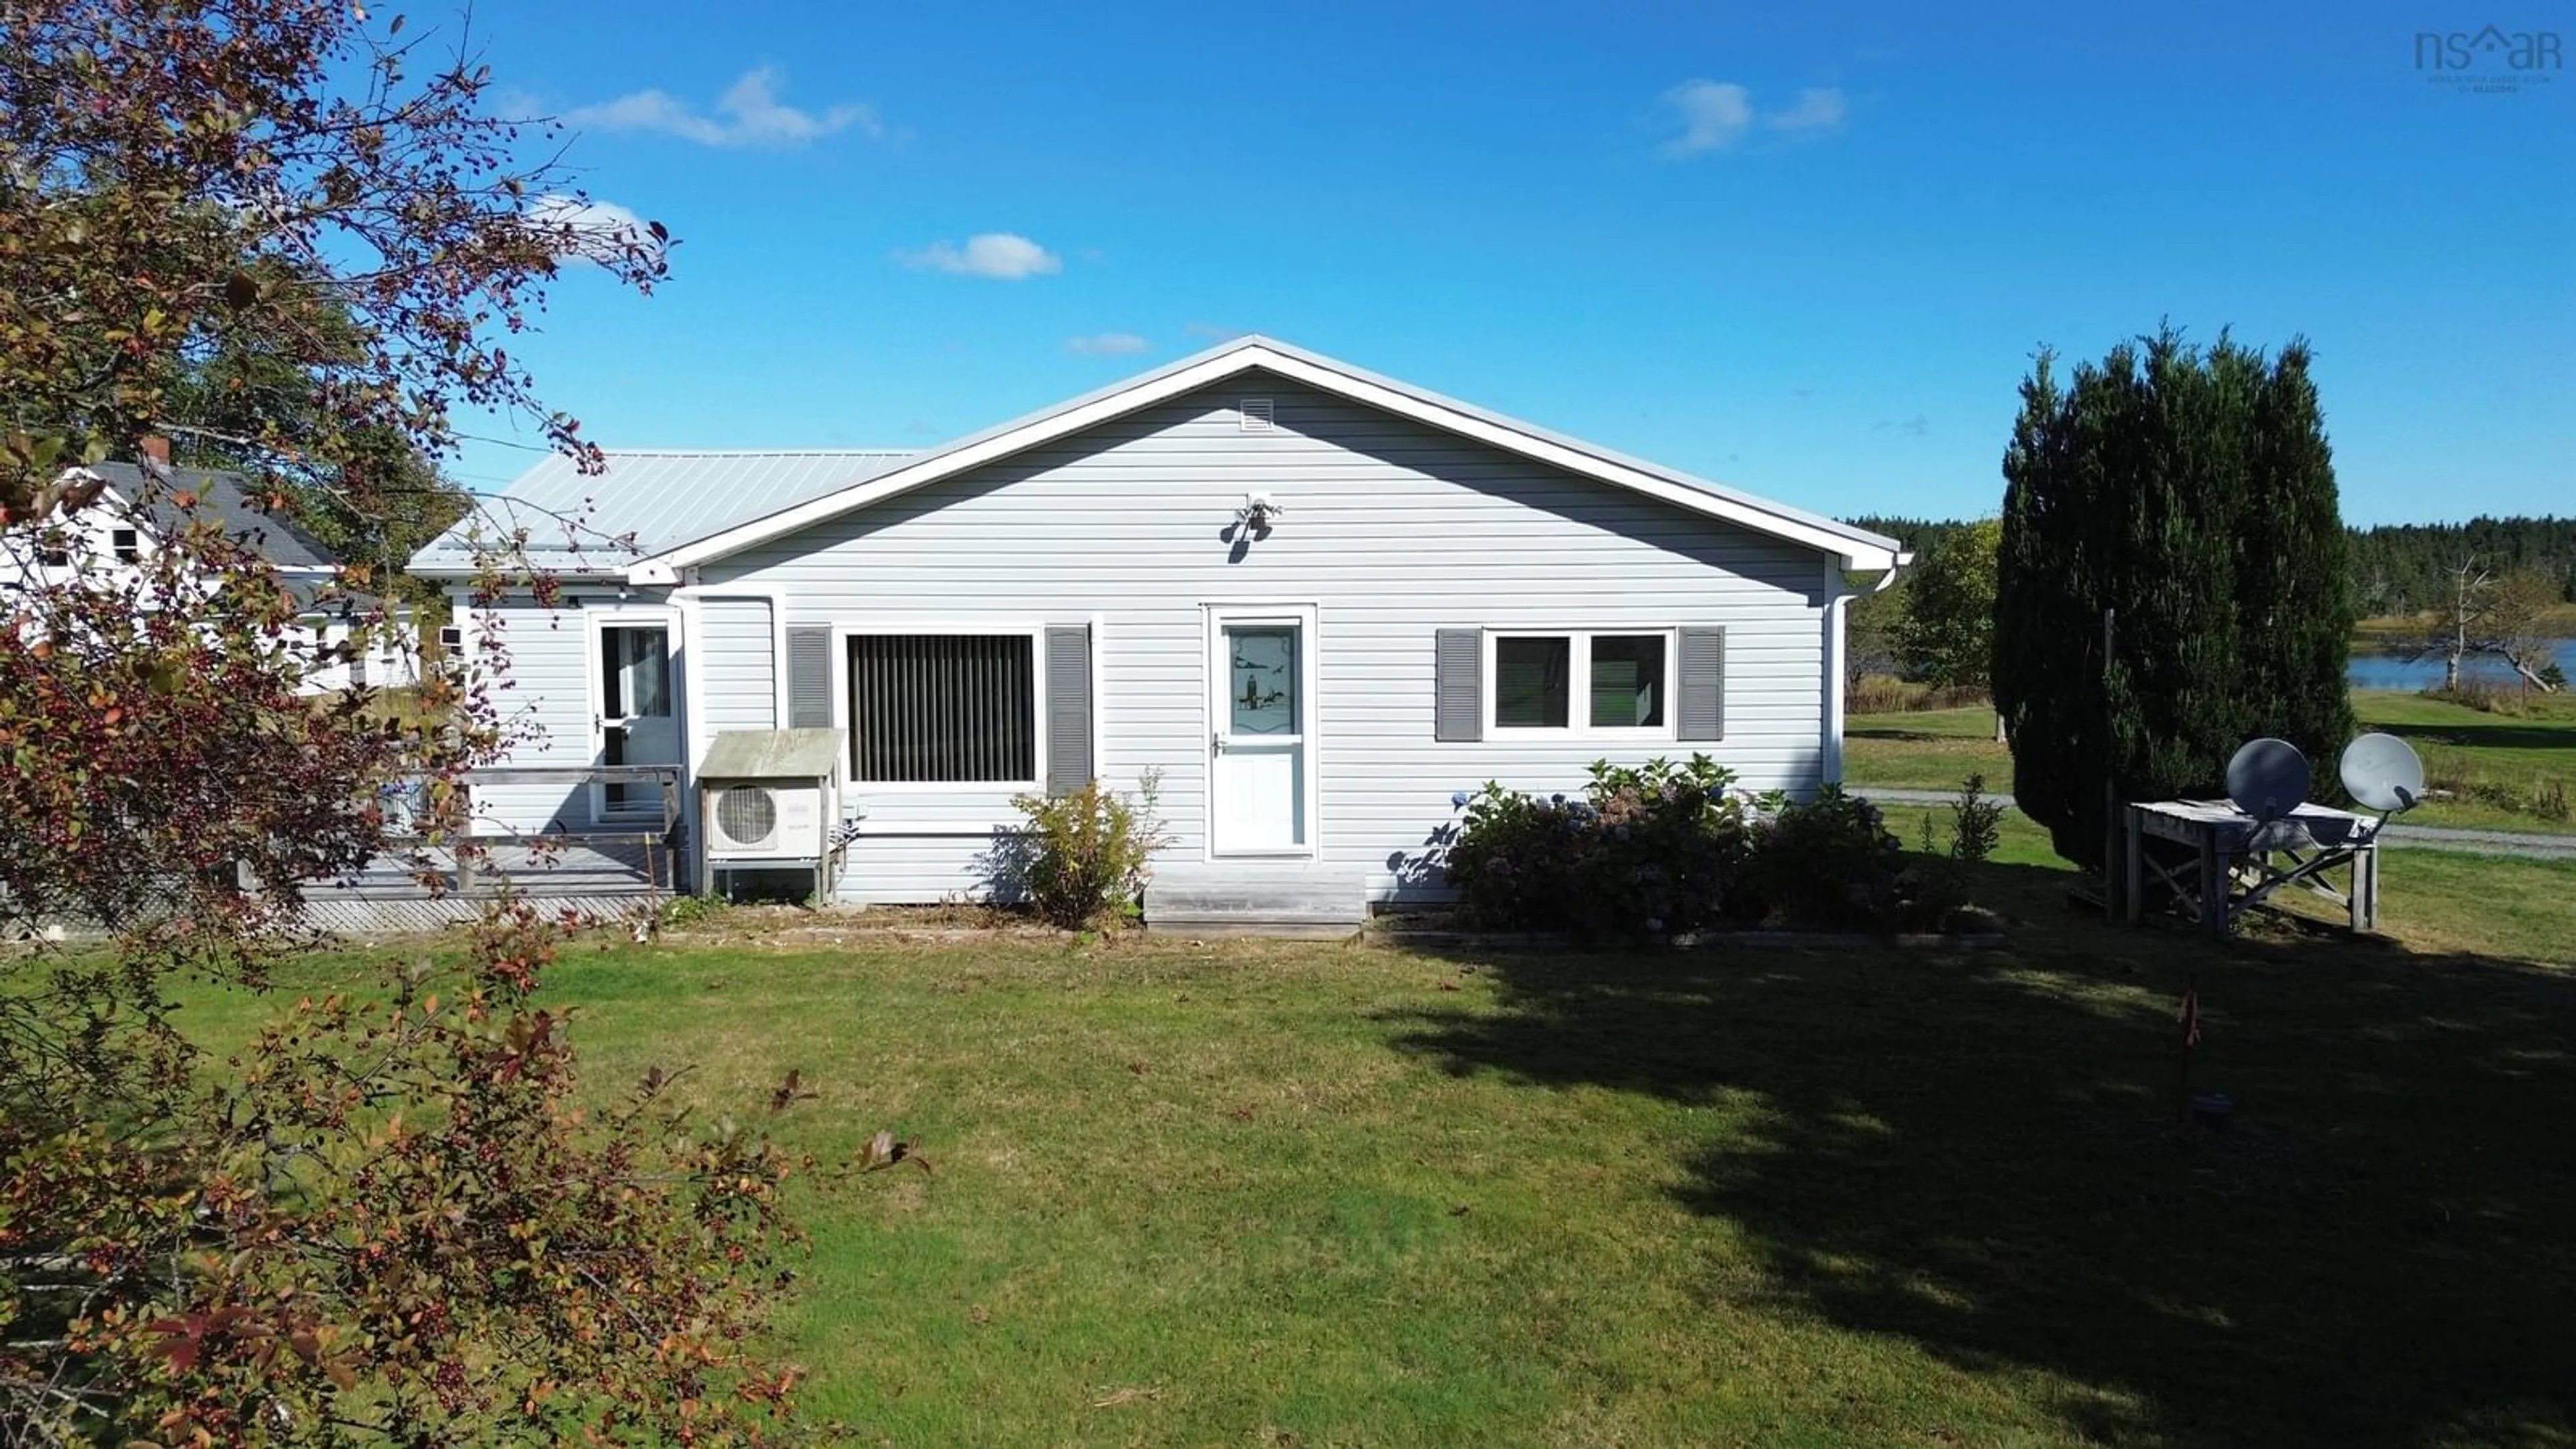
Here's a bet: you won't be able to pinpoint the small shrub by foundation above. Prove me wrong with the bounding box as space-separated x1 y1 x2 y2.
1002 771 1171 929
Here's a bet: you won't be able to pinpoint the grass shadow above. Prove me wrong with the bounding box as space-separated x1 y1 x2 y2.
1845 723 1959 741
2370 717 2576 755
1387 861 2576 1446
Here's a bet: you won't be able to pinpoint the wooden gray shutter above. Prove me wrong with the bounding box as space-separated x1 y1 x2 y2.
786 626 833 729
1044 625 1093 795
1434 629 1481 742
1676 627 1726 741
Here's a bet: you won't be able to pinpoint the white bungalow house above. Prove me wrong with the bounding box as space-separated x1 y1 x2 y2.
406 338 1906 913
4 461 420 695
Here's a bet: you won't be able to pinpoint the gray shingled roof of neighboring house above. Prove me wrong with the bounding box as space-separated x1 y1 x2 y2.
405 449 918 577
89 462 341 572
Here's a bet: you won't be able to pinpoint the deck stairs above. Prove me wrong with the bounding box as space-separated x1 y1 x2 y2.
1144 864 1369 938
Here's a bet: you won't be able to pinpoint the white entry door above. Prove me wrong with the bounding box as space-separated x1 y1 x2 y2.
1209 608 1314 854
591 615 680 820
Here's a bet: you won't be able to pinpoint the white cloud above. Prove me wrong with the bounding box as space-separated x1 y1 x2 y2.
1659 80 1847 157
900 233 1062 280
485 84 546 119
1067 333 1150 356
1766 87 1848 133
568 66 880 148
524 195 663 264
1660 80 1754 157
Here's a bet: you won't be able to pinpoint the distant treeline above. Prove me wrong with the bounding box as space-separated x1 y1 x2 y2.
1849 515 2576 616
2347 520 2576 614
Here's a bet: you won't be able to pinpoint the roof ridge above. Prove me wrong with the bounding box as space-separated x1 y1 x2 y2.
414 337 1905 576
87 460 346 570
626 337 1904 571
582 446 921 458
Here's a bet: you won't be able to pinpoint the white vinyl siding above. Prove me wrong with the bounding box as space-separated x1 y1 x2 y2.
697 596 776 735
697 373 1831 904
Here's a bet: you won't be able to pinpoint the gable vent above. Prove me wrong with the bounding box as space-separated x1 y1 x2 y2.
1238 397 1275 433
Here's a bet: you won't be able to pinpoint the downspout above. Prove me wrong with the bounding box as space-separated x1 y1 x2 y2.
1821 551 1911 788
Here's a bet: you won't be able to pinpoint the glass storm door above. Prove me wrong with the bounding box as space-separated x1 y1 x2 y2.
1210 612 1310 853
594 621 678 819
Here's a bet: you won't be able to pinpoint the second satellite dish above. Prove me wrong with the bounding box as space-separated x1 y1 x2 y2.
2224 738 2311 822
2339 732 2426 814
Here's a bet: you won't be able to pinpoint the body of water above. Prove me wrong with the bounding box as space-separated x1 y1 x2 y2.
2349 639 2575 691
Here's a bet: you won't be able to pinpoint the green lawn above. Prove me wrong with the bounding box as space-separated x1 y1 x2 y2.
1874 805 2576 964
1847 690 2576 836
1843 702 2015 790
168 844 2576 1447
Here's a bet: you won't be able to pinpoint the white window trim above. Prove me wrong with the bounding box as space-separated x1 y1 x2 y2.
1483 628 1680 740
443 588 474 656
830 622 1049 794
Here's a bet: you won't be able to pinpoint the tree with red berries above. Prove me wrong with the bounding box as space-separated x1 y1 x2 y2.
1 4 816 1441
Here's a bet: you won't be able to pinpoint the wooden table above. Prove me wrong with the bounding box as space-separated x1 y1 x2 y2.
2123 800 2381 937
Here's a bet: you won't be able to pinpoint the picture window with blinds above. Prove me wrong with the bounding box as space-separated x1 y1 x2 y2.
847 634 1038 783
1490 631 1671 733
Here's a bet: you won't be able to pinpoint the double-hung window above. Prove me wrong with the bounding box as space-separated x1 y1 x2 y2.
1490 630 1672 735
847 633 1038 784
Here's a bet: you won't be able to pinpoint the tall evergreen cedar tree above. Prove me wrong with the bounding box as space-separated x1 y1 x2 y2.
1993 329 2355 871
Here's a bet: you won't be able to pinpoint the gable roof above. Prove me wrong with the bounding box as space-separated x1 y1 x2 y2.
616 338 1904 582
87 462 340 572
407 448 916 578
411 339 1904 582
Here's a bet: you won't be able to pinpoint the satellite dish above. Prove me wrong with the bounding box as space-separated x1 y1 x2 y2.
2340 732 2426 815
2225 738 2311 823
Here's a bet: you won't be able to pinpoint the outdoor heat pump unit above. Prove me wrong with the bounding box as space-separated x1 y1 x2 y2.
696 728 847 900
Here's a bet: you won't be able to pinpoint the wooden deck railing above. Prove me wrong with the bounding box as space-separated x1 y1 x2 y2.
362 763 688 898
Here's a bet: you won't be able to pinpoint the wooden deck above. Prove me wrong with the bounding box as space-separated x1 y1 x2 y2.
294 764 684 936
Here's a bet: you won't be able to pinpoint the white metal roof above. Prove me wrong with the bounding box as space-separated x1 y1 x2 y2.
408 448 916 577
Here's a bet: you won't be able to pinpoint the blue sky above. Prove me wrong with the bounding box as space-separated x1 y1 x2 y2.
451 1 2572 526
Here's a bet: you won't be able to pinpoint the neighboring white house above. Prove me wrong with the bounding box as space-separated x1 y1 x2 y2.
406 337 1907 907
3 462 421 695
